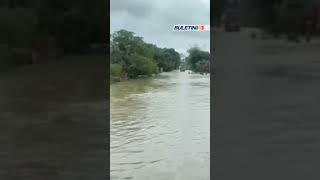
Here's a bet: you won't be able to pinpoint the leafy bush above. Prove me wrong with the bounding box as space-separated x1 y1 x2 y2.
186 46 210 73
110 63 122 77
127 54 158 78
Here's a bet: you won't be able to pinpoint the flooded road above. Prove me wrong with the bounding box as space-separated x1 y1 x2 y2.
110 71 210 180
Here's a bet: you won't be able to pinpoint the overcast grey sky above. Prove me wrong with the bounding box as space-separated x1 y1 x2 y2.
110 0 210 55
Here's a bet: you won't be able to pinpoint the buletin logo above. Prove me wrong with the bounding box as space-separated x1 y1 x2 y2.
173 25 210 31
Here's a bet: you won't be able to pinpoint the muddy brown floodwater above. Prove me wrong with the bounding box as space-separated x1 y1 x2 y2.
111 70 210 180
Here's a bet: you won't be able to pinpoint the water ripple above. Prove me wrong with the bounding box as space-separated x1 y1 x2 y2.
111 71 210 180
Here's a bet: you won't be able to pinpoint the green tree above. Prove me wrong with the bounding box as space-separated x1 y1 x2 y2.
111 30 150 71
110 29 181 79
186 47 209 73
154 48 180 72
127 54 158 78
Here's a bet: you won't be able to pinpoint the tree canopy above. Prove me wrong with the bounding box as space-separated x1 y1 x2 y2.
110 29 181 79
186 46 210 73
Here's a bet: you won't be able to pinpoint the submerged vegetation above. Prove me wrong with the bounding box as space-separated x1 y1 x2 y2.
110 29 181 81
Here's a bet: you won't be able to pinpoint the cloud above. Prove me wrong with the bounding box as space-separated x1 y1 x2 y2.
111 0 210 55
111 0 155 18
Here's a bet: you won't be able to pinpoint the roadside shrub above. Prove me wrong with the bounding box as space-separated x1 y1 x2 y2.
127 54 158 78
110 63 122 77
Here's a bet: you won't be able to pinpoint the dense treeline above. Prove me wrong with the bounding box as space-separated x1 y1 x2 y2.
110 30 181 81
186 47 210 73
